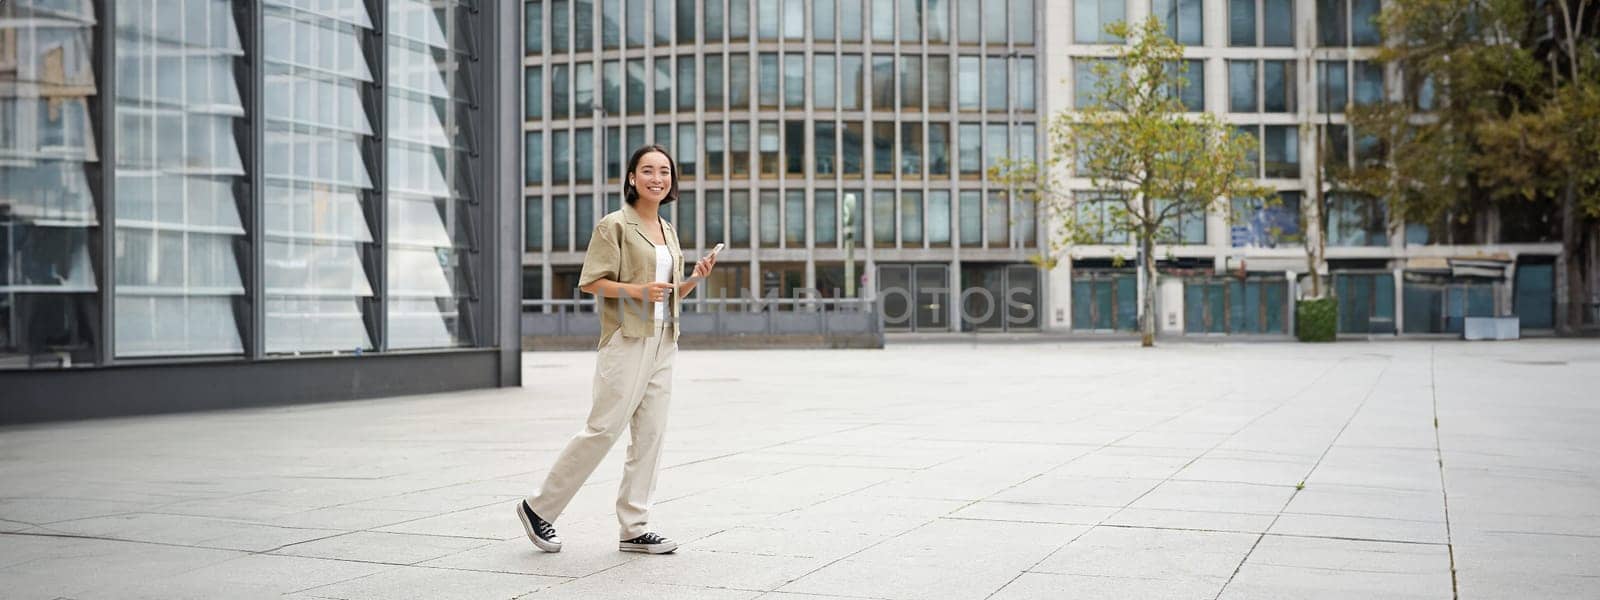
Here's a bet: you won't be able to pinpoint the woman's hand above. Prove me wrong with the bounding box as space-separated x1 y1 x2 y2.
691 254 717 279
635 282 676 302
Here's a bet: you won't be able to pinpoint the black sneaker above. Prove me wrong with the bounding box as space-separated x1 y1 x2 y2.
619 532 678 554
516 500 562 552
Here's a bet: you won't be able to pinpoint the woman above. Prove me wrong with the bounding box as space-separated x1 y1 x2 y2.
517 144 716 555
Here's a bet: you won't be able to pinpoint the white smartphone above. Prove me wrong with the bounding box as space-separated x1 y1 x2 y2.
706 243 725 259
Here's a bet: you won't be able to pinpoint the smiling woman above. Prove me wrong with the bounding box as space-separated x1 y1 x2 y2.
518 144 719 557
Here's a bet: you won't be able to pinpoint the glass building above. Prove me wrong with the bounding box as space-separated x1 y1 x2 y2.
516 0 1567 338
522 0 1049 333
3 0 523 422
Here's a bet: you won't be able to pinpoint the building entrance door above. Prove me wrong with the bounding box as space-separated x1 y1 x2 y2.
877 264 950 332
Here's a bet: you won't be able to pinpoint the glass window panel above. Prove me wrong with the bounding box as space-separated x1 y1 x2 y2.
928 0 950 42
627 58 646 114
707 0 725 40
929 123 951 176
706 122 726 176
1229 60 1258 112
960 191 982 246
731 121 752 176
576 0 594 50
1017 57 1036 111
731 190 752 245
575 62 595 114
902 0 923 41
526 132 545 184
602 60 621 113
1263 124 1299 178
758 0 780 40
901 57 923 111
606 126 621 178
786 120 806 175
1154 0 1202 45
678 56 696 111
525 197 544 252
901 123 923 176
816 190 839 245
843 121 865 176
1318 0 1346 46
1319 60 1348 112
986 56 1007 111
785 54 806 109
928 56 951 110
576 194 595 249
873 0 895 41
959 122 982 177
871 57 895 111
552 129 572 183
1165 59 1205 111
1016 196 1037 246
629 0 646 45
901 191 924 244
553 0 571 51
656 123 672 155
985 122 1008 171
841 54 864 110
730 54 751 108
528 0 545 53
816 122 838 175
679 0 697 42
706 191 726 244
760 191 780 247
1076 0 1124 43
872 191 896 246
1327 193 1388 246
841 0 864 41
1229 0 1256 46
729 0 750 40
815 55 837 109
984 192 1008 245
655 58 672 113
1012 0 1034 44
628 124 645 160
1263 60 1294 112
872 122 895 176
1353 60 1383 106
760 53 780 108
575 129 595 182
786 191 806 245
1264 0 1294 45
958 0 981 43
816 0 837 40
785 0 806 39
759 121 781 176
704 55 724 110
1234 124 1260 177
601 0 621 49
526 66 544 119
678 191 698 246
552 63 571 118
927 191 952 245
1018 123 1036 164
656 0 673 44
1075 58 1116 109
984 0 1006 43
679 123 698 176
1352 0 1380 45
958 56 981 110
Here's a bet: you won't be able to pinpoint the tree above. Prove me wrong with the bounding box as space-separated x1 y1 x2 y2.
993 18 1270 347
1345 0 1600 332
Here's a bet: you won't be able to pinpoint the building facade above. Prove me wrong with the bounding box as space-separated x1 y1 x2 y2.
522 0 1567 337
2 0 524 423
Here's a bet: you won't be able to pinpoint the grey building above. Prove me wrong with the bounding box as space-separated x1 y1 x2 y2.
2 0 524 423
523 0 1576 338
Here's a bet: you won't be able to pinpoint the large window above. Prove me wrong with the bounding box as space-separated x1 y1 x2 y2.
958 56 981 111
785 191 806 246
1153 0 1203 45
626 58 646 115
1230 0 1294 46
872 0 895 42
760 191 780 248
785 0 806 39
785 54 806 109
843 121 865 176
958 0 980 44
1327 193 1389 246
1231 60 1295 113
654 58 672 113
678 56 696 111
929 123 951 176
759 121 781 177
679 0 696 43
959 191 983 246
959 123 982 178
872 191 896 247
928 191 952 246
1262 125 1299 178
841 0 864 41
704 55 723 110
841 54 864 110
816 122 838 175
655 0 672 44
1076 0 1124 43
759 53 780 108
929 56 951 111
816 0 836 40
1166 60 1205 112
785 120 805 175
901 57 923 111
1320 0 1382 47
575 0 594 50
872 57 895 111
929 0 951 42
759 0 780 40
872 122 895 177
901 192 924 245
816 191 838 245
730 54 751 109
902 123 923 177
984 0 1006 43
985 56 1007 112
815 55 837 109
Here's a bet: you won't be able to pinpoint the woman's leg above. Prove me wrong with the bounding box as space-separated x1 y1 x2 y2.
526 334 655 522
616 331 676 540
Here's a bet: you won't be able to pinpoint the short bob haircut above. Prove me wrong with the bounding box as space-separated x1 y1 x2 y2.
623 144 679 206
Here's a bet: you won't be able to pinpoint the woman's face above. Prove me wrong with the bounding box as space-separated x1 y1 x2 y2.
630 151 673 204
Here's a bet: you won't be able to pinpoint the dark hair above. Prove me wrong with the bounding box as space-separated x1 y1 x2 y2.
623 144 679 206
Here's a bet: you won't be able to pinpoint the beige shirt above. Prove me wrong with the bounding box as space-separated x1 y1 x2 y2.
578 202 683 348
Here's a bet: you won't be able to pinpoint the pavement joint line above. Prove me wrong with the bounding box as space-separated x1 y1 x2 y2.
1430 344 1461 600
1214 357 1394 600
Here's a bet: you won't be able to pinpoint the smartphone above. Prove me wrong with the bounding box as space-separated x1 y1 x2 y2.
706 243 725 259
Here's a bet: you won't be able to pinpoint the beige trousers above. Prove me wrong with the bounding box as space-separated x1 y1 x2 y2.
527 321 675 540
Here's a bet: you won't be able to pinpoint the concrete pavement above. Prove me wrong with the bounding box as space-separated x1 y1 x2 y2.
1 339 1597 598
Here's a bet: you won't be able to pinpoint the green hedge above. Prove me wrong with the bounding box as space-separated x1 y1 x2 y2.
1296 297 1337 342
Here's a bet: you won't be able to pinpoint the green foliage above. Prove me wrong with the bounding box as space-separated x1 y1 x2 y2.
1296 297 1338 343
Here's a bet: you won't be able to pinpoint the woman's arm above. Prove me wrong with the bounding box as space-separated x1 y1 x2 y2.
582 279 675 302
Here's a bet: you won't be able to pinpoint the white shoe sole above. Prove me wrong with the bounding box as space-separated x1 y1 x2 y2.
515 502 561 553
619 541 678 554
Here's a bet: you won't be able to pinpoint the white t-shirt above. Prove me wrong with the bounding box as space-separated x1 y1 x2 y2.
653 244 670 321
